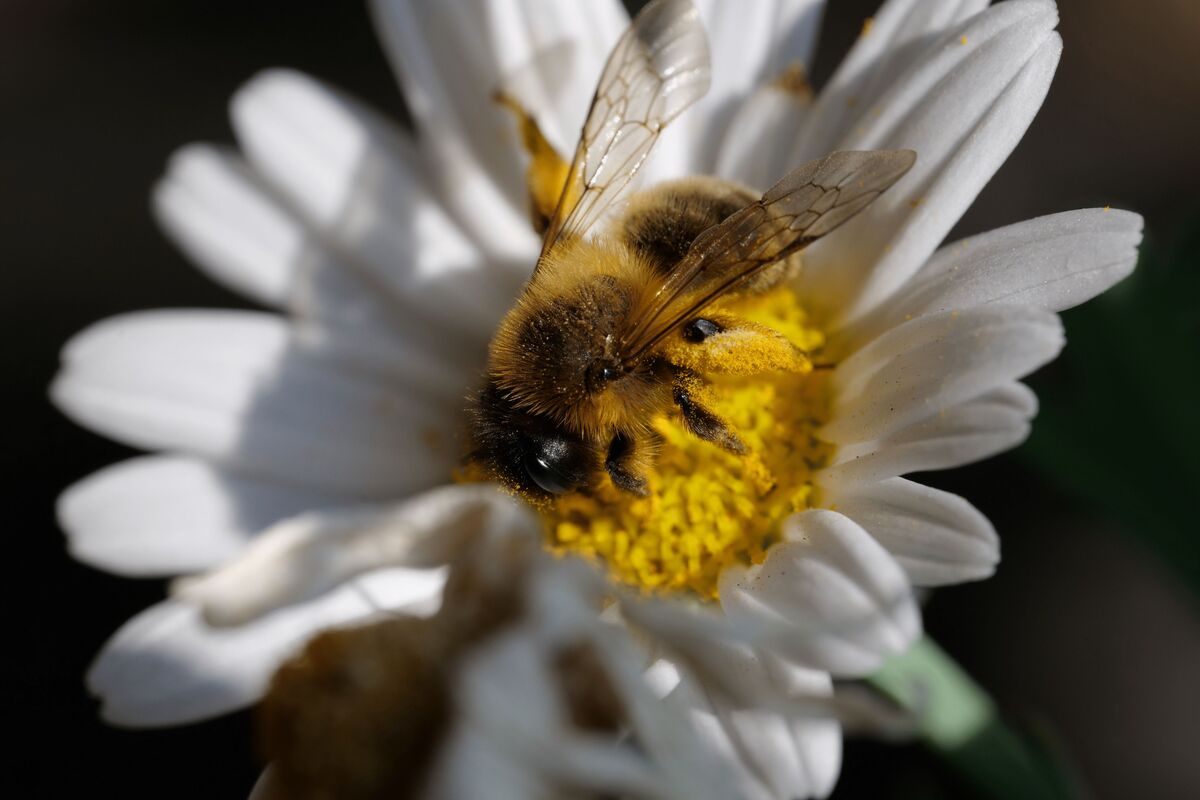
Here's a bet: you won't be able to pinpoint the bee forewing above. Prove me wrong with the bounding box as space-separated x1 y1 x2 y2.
762 148 918 242
619 150 917 361
539 0 710 261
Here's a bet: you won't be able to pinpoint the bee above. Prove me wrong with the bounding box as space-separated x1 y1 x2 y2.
469 0 914 499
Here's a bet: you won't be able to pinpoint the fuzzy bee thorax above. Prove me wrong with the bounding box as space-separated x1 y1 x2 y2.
487 238 665 437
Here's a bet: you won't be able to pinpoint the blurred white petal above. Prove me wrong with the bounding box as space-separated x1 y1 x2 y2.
232 69 524 339
88 569 438 727
644 0 826 183
59 455 345 577
368 0 625 254
52 309 460 498
174 484 531 626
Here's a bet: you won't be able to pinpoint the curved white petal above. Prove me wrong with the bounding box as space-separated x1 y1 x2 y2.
152 144 484 368
696 0 826 107
802 2 1062 323
823 478 999 587
720 510 920 677
715 78 813 190
458 633 653 796
88 568 439 727
153 144 369 315
840 208 1143 348
248 768 277 800
174 484 533 626
791 0 989 166
368 0 625 253
152 144 297 308
819 383 1037 484
58 455 347 577
645 0 827 183
426 724 551 800
823 307 1063 444
764 656 841 799
51 310 461 499
698 647 841 800
231 69 524 339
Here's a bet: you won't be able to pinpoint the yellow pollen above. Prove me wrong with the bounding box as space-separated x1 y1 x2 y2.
960 35 969 45
541 288 833 600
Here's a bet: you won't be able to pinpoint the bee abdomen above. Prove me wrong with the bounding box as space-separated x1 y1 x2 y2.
618 177 756 276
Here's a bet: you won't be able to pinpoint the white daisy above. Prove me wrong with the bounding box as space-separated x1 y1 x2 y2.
53 0 1141 796
244 496 909 800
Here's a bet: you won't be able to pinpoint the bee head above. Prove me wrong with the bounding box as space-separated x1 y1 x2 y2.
468 380 593 498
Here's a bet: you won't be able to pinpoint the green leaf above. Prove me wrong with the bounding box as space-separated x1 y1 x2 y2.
869 637 1081 800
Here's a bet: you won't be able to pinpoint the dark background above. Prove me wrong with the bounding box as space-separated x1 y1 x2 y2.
7 0 1199 797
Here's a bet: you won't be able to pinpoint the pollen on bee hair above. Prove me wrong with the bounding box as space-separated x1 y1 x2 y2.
485 237 662 433
540 287 834 599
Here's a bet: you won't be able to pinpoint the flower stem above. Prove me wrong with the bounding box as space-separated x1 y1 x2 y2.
869 635 1079 800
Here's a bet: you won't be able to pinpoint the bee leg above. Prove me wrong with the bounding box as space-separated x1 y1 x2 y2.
667 314 811 377
672 383 747 455
492 91 570 234
605 431 654 496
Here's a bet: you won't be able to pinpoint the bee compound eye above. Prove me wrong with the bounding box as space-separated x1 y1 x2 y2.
523 450 573 495
683 317 723 343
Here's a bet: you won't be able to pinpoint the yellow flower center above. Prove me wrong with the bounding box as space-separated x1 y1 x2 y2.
542 287 833 599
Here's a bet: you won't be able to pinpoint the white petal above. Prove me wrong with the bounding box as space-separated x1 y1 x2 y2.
368 0 625 252
587 630 746 800
457 628 694 799
703 647 841 800
152 144 481 367
58 455 345 577
802 2 1062 323
840 209 1144 347
173 484 534 626
247 768 276 800
231 69 525 340
88 568 437 727
645 0 826 182
715 78 813 190
152 144 300 307
823 478 999 586
819 383 1037 484
792 0 990 166
720 510 920 677
696 0 826 101
51 310 461 499
767 657 842 799
823 307 1063 444
426 724 550 800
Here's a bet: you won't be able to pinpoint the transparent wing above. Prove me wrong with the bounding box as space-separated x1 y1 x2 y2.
619 150 917 363
539 0 710 261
